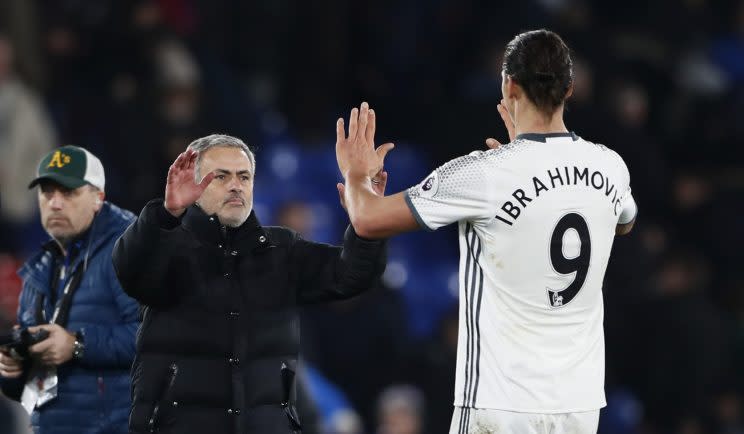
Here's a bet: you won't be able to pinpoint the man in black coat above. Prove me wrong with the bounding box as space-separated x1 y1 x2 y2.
112 134 388 434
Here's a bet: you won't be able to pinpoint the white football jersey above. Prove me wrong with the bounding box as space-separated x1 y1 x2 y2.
405 132 637 413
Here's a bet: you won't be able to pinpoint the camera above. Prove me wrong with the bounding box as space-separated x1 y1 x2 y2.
0 328 50 360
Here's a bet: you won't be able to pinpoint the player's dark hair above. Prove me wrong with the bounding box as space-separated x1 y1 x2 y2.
503 29 573 116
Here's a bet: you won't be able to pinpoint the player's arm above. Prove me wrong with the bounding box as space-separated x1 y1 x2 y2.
336 102 498 239
340 180 419 239
335 102 419 239
616 219 635 236
615 191 637 236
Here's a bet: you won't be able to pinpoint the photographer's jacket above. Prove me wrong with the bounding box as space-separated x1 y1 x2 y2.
112 200 387 434
1 202 139 434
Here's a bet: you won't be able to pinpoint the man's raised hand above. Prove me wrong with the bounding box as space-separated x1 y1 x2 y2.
164 149 215 217
336 102 394 181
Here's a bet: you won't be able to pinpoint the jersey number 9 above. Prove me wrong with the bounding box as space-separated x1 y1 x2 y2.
547 213 591 308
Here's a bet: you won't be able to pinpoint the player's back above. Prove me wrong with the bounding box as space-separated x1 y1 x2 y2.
406 132 635 413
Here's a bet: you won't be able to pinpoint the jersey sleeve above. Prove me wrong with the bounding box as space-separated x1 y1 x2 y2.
404 151 495 231
615 152 638 224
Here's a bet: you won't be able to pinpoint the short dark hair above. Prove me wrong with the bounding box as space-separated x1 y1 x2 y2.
503 29 573 115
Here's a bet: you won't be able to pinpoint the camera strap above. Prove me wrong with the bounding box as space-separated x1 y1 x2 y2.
49 265 84 327
36 261 85 326
21 264 83 415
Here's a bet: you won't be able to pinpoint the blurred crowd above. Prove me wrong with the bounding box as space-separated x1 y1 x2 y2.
0 0 743 433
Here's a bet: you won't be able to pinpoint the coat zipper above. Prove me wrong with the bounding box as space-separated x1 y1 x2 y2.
149 363 179 433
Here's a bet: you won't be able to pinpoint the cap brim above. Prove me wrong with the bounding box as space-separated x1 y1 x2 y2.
28 174 88 190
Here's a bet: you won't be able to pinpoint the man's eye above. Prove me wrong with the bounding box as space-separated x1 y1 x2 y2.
241 176 250 181
216 175 226 180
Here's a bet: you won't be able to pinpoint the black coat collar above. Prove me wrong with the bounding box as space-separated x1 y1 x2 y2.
181 205 270 254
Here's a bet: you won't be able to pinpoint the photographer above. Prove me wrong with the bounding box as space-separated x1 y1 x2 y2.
0 146 140 434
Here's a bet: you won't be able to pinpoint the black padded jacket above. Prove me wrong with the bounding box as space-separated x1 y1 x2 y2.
112 199 387 434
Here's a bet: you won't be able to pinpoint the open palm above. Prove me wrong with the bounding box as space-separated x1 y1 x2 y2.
335 102 394 181
164 149 215 217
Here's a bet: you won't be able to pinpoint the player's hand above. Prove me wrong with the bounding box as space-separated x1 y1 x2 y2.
164 149 216 217
336 169 388 210
485 138 501 150
371 169 388 196
28 324 76 366
0 348 23 378
336 102 395 181
485 98 516 149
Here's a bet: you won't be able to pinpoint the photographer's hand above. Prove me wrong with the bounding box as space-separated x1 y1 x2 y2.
28 324 75 366
0 348 23 378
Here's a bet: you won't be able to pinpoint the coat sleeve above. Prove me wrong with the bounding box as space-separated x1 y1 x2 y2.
293 225 387 304
77 252 140 368
112 199 182 307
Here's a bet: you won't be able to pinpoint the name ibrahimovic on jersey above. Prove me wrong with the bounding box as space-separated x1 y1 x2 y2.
495 166 623 227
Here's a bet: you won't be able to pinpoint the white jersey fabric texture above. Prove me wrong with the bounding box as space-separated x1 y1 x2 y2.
405 132 636 414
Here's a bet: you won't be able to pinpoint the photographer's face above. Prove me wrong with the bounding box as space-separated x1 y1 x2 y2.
38 181 102 245
196 147 254 227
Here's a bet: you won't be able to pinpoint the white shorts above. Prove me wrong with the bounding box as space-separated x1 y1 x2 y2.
449 406 599 434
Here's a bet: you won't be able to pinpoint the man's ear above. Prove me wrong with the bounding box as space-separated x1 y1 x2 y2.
504 75 522 100
565 82 574 99
94 190 105 211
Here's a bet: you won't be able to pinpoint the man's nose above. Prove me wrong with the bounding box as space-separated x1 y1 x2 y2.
227 177 242 191
49 192 65 209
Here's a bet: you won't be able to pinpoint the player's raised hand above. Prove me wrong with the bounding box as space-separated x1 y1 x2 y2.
371 169 388 196
336 102 394 180
164 149 215 217
485 98 517 149
336 168 388 209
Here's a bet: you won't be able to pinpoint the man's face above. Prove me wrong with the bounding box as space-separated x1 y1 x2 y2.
38 181 101 245
196 147 254 227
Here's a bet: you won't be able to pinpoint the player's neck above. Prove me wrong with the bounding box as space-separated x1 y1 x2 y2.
513 104 568 136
